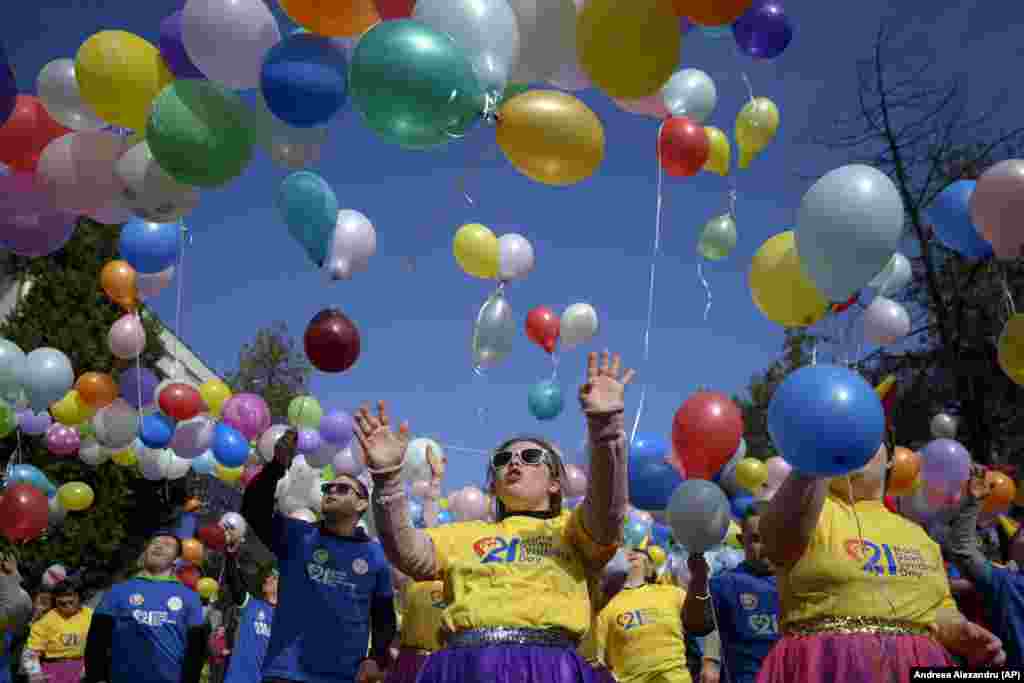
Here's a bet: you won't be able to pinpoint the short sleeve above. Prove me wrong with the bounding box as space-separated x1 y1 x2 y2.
375 553 395 600
26 616 50 652
424 523 472 576
95 587 117 617
565 508 618 570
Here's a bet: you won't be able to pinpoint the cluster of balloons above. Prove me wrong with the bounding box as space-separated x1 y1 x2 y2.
525 303 599 354
454 224 535 282
0 463 95 542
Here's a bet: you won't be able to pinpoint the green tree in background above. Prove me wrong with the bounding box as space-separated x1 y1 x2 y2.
227 321 311 422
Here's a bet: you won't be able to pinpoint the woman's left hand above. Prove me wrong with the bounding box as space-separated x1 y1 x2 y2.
946 620 1006 667
579 351 635 415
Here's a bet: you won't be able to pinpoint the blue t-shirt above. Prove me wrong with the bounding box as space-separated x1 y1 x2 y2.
225 597 274 683
710 562 780 683
977 563 1024 668
262 515 393 683
96 576 204 683
0 633 12 683
175 512 198 540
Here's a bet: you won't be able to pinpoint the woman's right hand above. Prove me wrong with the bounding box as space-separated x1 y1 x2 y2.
355 400 410 474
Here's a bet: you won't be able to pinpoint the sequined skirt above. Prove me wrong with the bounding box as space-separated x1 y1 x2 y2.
416 629 594 683
385 647 432 683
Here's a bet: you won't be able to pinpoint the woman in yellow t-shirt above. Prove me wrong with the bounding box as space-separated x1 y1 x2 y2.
24 580 92 683
357 351 634 683
758 444 1006 683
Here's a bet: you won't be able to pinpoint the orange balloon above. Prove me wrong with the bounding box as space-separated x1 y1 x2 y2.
887 447 921 496
278 0 379 37
673 0 753 26
180 538 204 565
982 471 1016 513
100 260 138 310
75 372 119 409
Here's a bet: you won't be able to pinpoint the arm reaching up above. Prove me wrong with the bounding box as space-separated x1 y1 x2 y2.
759 472 828 569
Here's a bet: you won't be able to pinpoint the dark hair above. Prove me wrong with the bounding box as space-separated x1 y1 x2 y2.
742 500 770 524
486 435 567 521
52 580 80 598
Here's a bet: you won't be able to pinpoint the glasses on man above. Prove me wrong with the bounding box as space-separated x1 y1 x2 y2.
321 482 365 498
491 448 549 470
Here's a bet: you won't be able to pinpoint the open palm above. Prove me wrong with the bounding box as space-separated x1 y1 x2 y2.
579 351 635 415
355 400 410 473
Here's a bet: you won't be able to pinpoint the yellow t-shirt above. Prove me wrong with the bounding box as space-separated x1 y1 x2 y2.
424 509 616 638
779 495 956 627
399 581 447 652
595 584 691 683
27 607 93 659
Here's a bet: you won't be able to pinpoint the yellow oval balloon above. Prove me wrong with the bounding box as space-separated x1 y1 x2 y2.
734 458 768 491
725 519 742 548
75 31 173 132
111 447 138 467
702 126 731 176
749 231 828 328
199 379 233 418
216 464 244 484
453 224 499 279
577 0 681 100
647 545 666 567
735 97 779 169
496 90 605 187
439 498 449 510
196 577 219 599
57 482 95 512
51 390 96 427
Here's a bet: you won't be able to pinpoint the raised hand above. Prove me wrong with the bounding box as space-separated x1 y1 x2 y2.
425 445 445 499
274 428 299 468
354 400 410 474
578 351 635 415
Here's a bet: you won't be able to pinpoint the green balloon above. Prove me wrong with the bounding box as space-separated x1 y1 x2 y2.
288 396 323 430
349 20 486 150
147 80 255 188
0 399 15 439
697 214 738 261
497 83 531 109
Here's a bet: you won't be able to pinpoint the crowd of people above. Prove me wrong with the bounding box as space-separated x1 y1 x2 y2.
1 351 1022 683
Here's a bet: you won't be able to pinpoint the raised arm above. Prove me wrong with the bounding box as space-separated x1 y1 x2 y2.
759 472 828 569
357 401 439 581
948 466 993 584
240 430 296 557
421 448 446 529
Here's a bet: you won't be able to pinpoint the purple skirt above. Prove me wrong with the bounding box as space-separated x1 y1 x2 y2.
42 660 85 683
386 647 432 683
415 644 597 683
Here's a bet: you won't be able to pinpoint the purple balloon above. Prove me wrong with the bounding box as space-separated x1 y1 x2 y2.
18 409 51 436
221 393 271 442
318 409 354 447
920 438 971 495
159 11 206 79
297 428 321 453
0 209 77 257
732 0 793 60
46 424 80 456
119 367 158 408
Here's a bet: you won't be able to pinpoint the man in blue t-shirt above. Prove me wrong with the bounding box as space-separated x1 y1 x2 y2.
222 562 278 683
241 429 396 683
683 501 780 683
83 531 206 683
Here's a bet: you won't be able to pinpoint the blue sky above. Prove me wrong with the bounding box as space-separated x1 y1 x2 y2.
5 1 1023 493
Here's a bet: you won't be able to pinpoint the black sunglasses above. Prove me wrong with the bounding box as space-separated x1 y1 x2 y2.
492 448 549 469
321 482 365 498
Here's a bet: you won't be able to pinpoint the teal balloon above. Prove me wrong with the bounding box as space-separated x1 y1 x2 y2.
701 24 733 38
697 213 737 261
278 171 338 267
528 379 563 421
623 516 651 549
349 20 486 150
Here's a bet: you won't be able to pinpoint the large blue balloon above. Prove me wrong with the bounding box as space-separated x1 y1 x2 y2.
119 219 182 274
212 422 250 468
628 435 684 512
261 34 349 129
0 43 14 127
140 412 176 449
767 364 885 477
927 180 994 259
528 380 563 421
278 171 337 267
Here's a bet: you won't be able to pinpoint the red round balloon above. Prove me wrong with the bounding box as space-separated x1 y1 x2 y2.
883 495 898 514
526 306 560 353
176 563 201 590
304 309 361 373
159 383 205 421
0 95 70 172
658 116 709 177
671 391 743 480
374 0 415 18
0 484 50 542
197 523 227 552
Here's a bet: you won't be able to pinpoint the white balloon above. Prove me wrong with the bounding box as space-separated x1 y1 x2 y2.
661 69 717 123
78 439 111 466
862 296 910 345
507 0 577 83
36 59 105 131
404 438 441 483
325 209 376 281
304 442 337 469
219 511 247 536
116 142 200 222
498 233 535 281
868 252 912 297
181 0 281 90
248 92 329 149
560 303 598 350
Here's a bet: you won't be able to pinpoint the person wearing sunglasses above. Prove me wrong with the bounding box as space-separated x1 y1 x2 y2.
357 350 634 683
241 428 397 683
24 581 91 683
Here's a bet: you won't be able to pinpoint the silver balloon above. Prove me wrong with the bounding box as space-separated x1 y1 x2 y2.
868 252 912 297
36 59 105 131
247 92 329 150
862 296 910 345
93 399 138 449
930 413 958 440
472 290 515 369
116 142 201 222
661 69 717 123
78 439 111 466
269 138 323 169
507 0 577 83
325 209 376 281
666 480 730 553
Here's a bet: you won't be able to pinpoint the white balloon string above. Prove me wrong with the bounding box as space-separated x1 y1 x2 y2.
1002 270 1017 316
697 262 713 321
741 72 756 106
455 125 500 207
551 349 560 381
173 224 187 379
135 311 145 433
629 125 665 445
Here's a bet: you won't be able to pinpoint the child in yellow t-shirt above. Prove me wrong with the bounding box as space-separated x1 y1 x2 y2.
25 581 92 683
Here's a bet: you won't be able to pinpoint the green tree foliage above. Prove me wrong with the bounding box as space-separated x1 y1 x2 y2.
226 321 311 422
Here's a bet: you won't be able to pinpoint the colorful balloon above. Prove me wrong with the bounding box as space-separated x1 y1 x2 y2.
982 471 1015 514
23 348 74 411
472 290 515 369
498 233 535 282
182 0 281 89
76 372 119 409
454 224 500 279
658 117 709 177
560 303 598 351
528 379 563 421
674 0 753 27
374 0 415 19
732 1 793 60
304 309 361 373
57 482 95 512
665 480 730 553
0 484 50 542
629 436 683 512
697 214 737 261
109 314 146 360
260 34 350 128
920 439 970 497
0 96 69 172
506 0 577 84
887 447 921 496
36 131 130 214
702 126 731 176
734 458 768 491
279 172 338 267
927 180 992 259
661 69 716 123
199 379 232 418
288 396 323 429
158 382 205 422
970 159 1024 259
116 142 201 224
734 97 778 169
672 391 743 481
212 422 250 468
119 219 181 274
158 10 206 79
526 306 560 354
319 410 354 447
36 59 105 131
280 0 379 37
862 296 910 345
868 252 912 297
324 209 377 281
749 231 827 328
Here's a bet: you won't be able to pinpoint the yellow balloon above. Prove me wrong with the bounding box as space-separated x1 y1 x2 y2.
216 464 243 483
75 31 173 132
735 97 779 169
496 90 605 187
57 482 95 512
647 545 666 567
196 577 219 600
111 447 138 466
200 379 233 418
439 498 449 509
749 231 828 328
702 126 731 176
577 0 681 100
453 224 499 279
725 520 743 548
735 458 768 492
51 390 96 427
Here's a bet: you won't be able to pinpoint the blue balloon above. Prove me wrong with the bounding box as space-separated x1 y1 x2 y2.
0 42 14 127
629 435 683 512
119 219 182 274
730 494 754 520
436 509 453 525
278 171 338 267
650 522 673 548
261 34 349 128
623 516 651 548
632 435 668 460
8 464 53 495
767 364 885 477
139 412 176 449
927 181 994 259
528 380 563 421
192 451 217 475
212 423 250 468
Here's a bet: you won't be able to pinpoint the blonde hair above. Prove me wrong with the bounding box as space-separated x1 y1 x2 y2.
487 434 567 521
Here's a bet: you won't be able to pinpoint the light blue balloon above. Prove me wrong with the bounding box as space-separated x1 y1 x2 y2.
623 516 651 549
927 180 994 259
278 171 338 267
192 451 217 475
0 338 26 392
119 219 182 274
22 348 73 411
8 464 53 495
666 480 730 553
528 379 563 421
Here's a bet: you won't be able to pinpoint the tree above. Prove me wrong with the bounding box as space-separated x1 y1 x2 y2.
226 321 311 422
0 217 174 576
808 23 1024 467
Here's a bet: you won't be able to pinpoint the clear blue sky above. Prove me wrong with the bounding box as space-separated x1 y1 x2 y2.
5 1 1022 493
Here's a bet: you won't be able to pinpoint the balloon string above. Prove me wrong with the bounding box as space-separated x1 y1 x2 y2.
1002 270 1017 316
550 349 560 381
173 224 187 379
741 72 756 105
135 311 145 433
697 262 712 321
629 124 665 445
455 130 500 207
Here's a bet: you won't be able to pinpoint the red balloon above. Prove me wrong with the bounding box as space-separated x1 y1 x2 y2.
883 495 898 514
304 309 361 373
671 391 743 480
0 484 50 542
176 563 201 590
197 523 227 552
526 306 560 354
658 116 709 177
374 0 415 18
158 383 205 421
0 95 70 172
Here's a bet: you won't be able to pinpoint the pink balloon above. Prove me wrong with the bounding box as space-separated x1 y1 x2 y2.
108 314 146 359
455 486 488 521
0 173 77 257
613 93 670 119
862 296 910 345
87 200 134 225
763 456 791 491
563 463 588 498
137 267 175 300
410 480 431 498
221 393 271 441
35 131 129 213
46 424 80 456
332 447 364 477
970 159 1024 259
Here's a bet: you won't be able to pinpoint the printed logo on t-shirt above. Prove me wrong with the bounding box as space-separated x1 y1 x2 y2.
746 613 779 636
132 610 173 627
352 558 368 575
129 594 144 606
167 597 183 612
843 538 940 578
60 633 80 647
739 593 758 610
615 608 656 631
313 549 330 564
472 535 571 564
